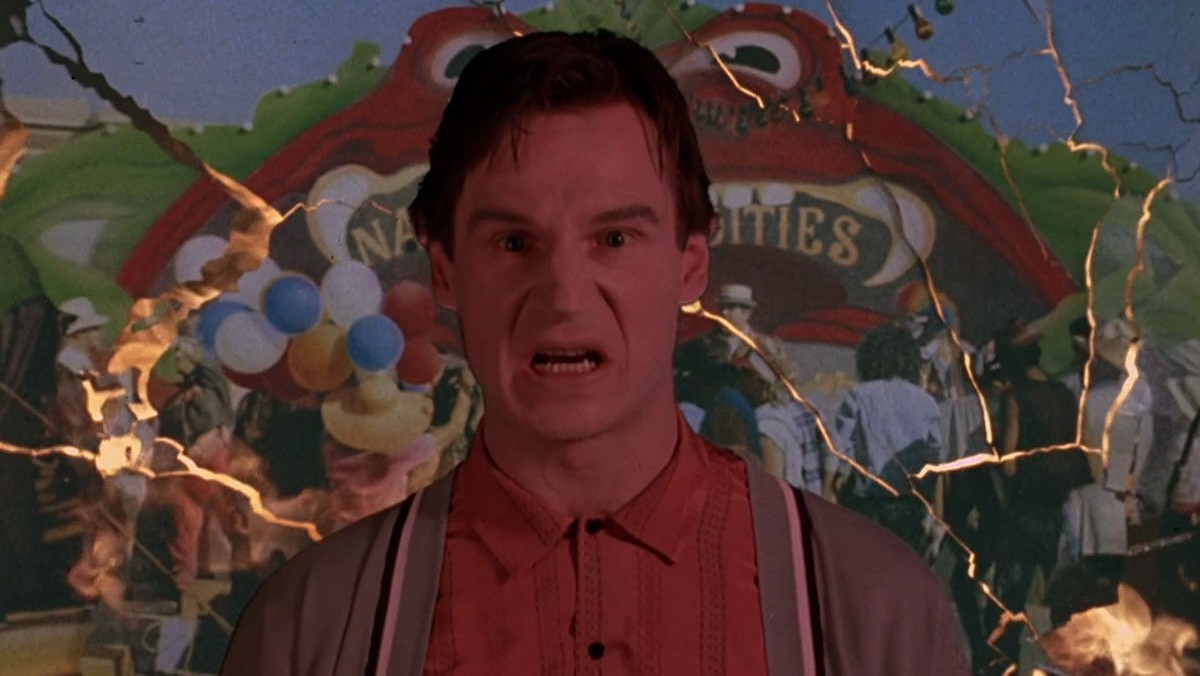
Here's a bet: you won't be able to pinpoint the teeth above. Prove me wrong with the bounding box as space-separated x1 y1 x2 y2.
757 182 794 206
532 358 598 375
721 185 753 209
711 181 841 209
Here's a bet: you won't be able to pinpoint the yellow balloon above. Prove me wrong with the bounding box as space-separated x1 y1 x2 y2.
287 323 354 392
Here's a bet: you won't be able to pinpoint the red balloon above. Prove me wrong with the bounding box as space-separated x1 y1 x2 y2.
382 280 436 340
221 365 264 391
395 338 443 385
259 348 312 405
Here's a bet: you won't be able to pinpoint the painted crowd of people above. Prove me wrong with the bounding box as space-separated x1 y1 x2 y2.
0 294 482 671
4 277 1198 672
673 282 1200 672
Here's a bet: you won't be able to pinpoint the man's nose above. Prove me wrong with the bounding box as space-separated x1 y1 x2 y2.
535 245 591 314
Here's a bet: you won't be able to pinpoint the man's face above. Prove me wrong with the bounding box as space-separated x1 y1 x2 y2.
175 346 198 375
719 304 753 332
66 327 103 351
428 103 709 443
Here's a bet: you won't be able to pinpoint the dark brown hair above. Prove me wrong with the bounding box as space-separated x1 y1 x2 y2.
856 323 922 385
408 30 714 258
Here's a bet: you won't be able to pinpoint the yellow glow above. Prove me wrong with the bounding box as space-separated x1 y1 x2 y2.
1 5 1187 670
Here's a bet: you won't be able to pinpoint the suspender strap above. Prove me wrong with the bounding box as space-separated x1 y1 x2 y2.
370 466 817 674
747 468 821 676
373 475 454 676
362 499 417 675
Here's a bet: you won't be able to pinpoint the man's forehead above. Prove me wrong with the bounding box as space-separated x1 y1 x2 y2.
475 101 664 172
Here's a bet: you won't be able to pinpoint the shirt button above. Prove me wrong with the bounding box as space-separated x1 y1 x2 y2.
584 519 604 535
588 642 605 659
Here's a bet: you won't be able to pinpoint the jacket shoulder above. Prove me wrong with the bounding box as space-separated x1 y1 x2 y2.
797 489 937 588
792 489 969 675
221 498 414 675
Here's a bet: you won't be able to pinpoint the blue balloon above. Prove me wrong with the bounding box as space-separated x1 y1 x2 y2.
346 314 405 373
263 274 323 335
197 300 252 352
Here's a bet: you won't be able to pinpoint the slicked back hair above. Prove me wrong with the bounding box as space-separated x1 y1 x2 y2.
408 30 715 259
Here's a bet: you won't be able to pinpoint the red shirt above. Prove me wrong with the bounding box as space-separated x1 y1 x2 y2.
423 414 768 675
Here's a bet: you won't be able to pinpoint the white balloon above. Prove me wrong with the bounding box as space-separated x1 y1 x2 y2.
214 311 288 374
321 260 382 327
173 235 229 284
224 257 283 311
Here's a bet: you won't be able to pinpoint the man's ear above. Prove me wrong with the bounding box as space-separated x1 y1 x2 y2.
679 226 711 304
427 241 457 311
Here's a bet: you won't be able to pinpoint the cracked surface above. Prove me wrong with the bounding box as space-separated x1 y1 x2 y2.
0 1 1197 673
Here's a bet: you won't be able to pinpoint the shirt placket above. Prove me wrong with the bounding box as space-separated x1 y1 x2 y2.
574 517 606 675
533 553 564 676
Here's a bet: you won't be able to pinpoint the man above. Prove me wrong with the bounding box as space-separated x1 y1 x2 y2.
673 283 799 470
158 337 234 448
53 296 116 449
989 322 1089 664
755 377 827 495
681 282 798 387
223 31 966 675
826 324 944 549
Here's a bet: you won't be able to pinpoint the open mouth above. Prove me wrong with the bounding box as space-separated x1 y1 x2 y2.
530 349 604 375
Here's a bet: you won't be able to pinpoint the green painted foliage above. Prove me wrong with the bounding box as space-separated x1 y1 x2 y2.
3 4 1194 360
0 232 41 313
861 60 1195 360
521 0 717 47
1 42 387 323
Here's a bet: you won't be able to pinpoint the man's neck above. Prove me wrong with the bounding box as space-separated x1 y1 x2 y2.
481 398 680 517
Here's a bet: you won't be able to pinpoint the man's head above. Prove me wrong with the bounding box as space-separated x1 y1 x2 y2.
856 323 922 385
414 32 712 444
60 296 109 350
1068 315 1091 362
716 283 756 333
992 319 1043 383
175 337 204 376
409 31 715 258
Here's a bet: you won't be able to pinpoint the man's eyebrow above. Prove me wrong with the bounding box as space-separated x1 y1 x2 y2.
592 204 661 225
465 207 533 229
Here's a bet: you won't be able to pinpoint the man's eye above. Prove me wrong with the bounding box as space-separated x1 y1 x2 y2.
500 234 527 252
602 230 627 248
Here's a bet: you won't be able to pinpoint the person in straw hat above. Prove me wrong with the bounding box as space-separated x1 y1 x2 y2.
55 296 110 376
1060 318 1156 576
708 283 825 493
224 31 966 675
710 282 799 386
51 297 117 448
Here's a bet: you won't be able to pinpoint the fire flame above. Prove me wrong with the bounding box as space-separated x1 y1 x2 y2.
1039 584 1199 675
665 2 1184 669
0 17 330 620
0 3 1188 672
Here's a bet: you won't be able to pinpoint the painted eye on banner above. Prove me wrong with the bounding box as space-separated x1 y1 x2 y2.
431 34 503 87
670 31 803 90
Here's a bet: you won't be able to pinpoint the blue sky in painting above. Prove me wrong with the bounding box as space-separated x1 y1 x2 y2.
4 1 1197 196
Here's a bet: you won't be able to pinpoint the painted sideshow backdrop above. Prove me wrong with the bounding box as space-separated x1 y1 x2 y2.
2 2 1199 674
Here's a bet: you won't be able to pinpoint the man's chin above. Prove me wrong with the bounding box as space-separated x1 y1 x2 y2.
513 403 619 443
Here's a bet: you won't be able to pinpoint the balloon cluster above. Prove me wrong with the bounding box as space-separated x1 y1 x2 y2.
186 250 443 402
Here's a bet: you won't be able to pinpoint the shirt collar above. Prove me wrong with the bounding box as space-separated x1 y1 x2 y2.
607 411 710 564
453 411 712 577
